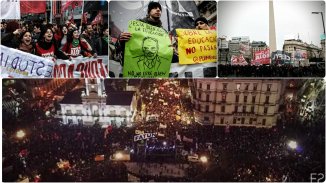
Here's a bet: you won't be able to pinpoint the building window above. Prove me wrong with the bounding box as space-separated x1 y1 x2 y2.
241 118 245 124
236 83 241 91
199 93 201 100
206 105 209 112
222 93 227 102
207 84 210 90
66 109 72 115
204 117 209 122
245 84 249 90
249 118 253 125
264 107 268 114
267 84 272 92
206 94 210 102
233 118 236 124
252 96 256 103
251 106 254 113
244 95 247 103
236 95 239 102
221 117 224 124
234 105 238 112
243 106 246 113
265 96 270 104
253 83 258 91
221 105 225 112
199 83 202 89
223 83 227 91
198 104 201 110
262 119 266 125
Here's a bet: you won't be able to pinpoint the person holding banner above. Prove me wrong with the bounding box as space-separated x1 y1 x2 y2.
119 2 164 43
35 25 69 61
117 1 166 68
194 17 210 30
17 31 35 54
61 28 94 60
58 25 69 50
80 23 98 58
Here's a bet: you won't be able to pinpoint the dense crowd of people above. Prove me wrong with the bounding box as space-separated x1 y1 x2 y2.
218 64 325 77
1 20 108 62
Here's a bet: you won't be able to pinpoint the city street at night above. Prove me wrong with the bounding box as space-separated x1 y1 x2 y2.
2 79 325 182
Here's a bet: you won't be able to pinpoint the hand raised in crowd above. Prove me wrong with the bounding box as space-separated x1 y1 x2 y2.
119 32 132 41
13 29 22 35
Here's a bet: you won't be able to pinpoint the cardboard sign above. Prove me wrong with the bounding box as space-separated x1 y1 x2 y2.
1 45 54 78
124 20 173 78
177 29 217 64
53 56 109 78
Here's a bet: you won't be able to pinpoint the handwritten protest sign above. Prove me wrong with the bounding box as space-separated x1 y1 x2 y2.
54 56 108 78
123 20 173 78
176 29 217 65
1 45 54 78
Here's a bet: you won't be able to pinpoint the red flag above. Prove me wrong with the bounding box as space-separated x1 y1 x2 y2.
61 0 82 13
20 1 46 14
91 11 103 25
52 0 57 17
82 12 88 24
104 125 112 139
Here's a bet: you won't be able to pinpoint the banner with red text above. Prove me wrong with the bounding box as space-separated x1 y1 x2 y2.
53 56 108 78
251 49 270 65
0 45 54 78
231 54 248 65
177 29 217 64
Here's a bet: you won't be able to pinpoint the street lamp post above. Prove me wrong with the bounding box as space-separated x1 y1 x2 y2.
312 12 326 36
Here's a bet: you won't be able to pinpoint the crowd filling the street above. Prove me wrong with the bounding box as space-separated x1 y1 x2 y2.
2 79 325 182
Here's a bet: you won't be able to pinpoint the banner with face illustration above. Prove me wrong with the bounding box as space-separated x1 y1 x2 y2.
123 20 173 78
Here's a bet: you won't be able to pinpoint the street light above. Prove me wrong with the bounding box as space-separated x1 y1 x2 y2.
16 130 26 139
287 140 298 150
200 156 208 163
312 12 326 36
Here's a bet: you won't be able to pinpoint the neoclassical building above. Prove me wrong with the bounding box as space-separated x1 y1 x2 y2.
59 79 136 127
193 79 282 128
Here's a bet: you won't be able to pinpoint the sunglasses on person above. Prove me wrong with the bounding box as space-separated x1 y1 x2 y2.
196 21 206 26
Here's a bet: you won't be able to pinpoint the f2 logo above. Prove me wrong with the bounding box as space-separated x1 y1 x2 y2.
311 173 325 182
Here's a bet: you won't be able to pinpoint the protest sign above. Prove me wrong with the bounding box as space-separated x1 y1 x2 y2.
177 29 217 65
1 45 54 78
271 51 291 65
251 49 270 65
134 133 156 141
53 56 108 78
231 54 248 65
123 20 173 78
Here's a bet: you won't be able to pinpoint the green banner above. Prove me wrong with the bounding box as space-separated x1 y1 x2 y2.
123 20 173 78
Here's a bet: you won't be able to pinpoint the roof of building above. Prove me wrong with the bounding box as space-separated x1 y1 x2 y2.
60 88 84 104
106 91 135 106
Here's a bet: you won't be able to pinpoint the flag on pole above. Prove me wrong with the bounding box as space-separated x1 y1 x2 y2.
82 12 88 24
1 0 21 19
91 11 103 25
61 0 82 13
20 1 46 14
52 0 57 17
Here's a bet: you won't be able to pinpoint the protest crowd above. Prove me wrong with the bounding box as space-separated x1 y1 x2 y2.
218 64 325 77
